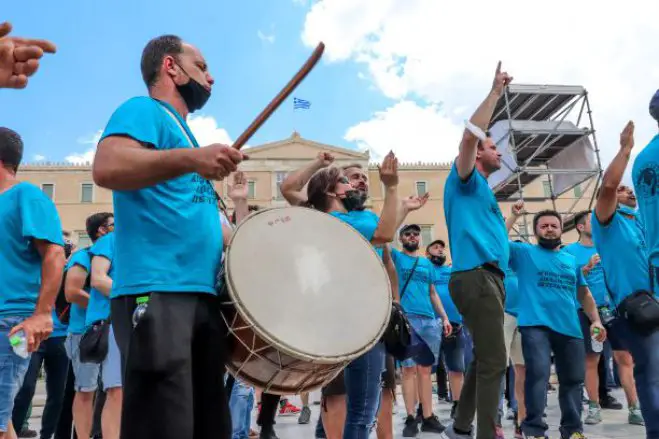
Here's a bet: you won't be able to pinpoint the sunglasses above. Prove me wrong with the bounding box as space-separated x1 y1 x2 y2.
403 232 419 237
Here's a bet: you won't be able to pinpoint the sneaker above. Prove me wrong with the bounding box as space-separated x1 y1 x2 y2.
584 402 602 425
599 394 623 410
450 401 458 419
18 429 37 438
442 424 473 439
514 424 523 439
421 414 446 434
298 405 311 424
568 433 587 439
628 406 644 425
506 407 516 420
278 400 301 416
402 415 419 437
259 428 279 439
495 425 505 439
249 429 259 438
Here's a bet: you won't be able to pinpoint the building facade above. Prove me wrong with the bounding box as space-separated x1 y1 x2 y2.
18 132 591 256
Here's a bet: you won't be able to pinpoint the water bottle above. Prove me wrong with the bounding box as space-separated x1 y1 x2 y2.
9 331 29 359
591 327 603 353
132 296 150 328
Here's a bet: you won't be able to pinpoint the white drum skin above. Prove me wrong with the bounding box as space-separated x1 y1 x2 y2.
222 207 391 394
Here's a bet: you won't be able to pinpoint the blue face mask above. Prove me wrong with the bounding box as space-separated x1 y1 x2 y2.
618 204 637 216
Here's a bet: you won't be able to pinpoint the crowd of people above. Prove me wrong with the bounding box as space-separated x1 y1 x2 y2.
2 21 659 439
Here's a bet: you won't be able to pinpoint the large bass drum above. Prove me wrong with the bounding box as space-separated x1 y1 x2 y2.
220 206 391 395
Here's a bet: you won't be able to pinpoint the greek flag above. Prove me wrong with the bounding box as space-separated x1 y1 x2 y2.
294 97 311 110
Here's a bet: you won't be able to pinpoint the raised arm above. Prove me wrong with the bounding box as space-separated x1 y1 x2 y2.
595 121 635 224
396 193 430 228
280 152 334 206
456 62 512 179
371 152 399 246
93 137 244 191
506 200 525 232
228 171 250 225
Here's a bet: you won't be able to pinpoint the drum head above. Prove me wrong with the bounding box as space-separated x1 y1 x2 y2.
226 207 391 362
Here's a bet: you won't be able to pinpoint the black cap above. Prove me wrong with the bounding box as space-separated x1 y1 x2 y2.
426 239 446 251
399 224 421 236
650 89 659 121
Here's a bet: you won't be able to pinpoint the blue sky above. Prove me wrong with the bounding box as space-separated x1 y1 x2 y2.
3 0 659 176
1 0 390 164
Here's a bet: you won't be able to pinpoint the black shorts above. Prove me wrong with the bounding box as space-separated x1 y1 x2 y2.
111 293 231 439
578 309 627 354
321 354 396 397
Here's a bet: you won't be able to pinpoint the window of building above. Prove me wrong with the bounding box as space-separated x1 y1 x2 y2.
542 181 551 198
248 181 256 200
416 181 428 196
81 183 94 203
41 183 54 200
77 231 92 248
574 184 582 197
420 225 433 247
276 172 288 200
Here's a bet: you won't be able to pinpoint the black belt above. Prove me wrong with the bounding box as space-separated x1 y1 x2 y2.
480 261 505 279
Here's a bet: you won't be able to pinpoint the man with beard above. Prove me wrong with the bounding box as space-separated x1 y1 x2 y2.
506 203 605 439
593 121 658 438
393 225 452 437
442 62 512 439
565 210 642 426
92 35 246 439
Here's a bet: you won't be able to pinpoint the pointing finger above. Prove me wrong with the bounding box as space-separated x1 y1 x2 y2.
496 61 502 74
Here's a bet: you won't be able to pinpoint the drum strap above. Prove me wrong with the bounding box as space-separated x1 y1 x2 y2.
400 257 420 300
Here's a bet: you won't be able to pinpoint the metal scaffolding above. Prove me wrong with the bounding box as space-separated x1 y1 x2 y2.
487 84 603 240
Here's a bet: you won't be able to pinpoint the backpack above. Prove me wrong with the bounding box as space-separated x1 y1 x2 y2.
55 253 91 325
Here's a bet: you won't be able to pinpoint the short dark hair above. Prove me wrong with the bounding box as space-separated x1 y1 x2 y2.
85 212 114 242
0 127 24 173
141 35 184 88
476 131 492 150
533 209 562 234
342 163 363 171
573 210 590 235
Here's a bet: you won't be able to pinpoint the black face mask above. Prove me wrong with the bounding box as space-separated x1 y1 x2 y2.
537 236 562 250
402 242 419 252
429 254 446 266
176 65 210 113
340 190 367 212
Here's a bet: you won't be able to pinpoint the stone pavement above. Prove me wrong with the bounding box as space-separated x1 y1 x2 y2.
28 383 643 438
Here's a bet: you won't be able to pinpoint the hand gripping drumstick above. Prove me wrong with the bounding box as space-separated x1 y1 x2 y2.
232 42 325 151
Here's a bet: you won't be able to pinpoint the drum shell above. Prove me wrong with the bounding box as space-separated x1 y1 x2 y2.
222 207 392 394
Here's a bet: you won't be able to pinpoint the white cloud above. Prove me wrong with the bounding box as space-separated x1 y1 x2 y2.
301 0 659 173
33 154 46 162
66 116 236 165
257 30 275 44
345 100 462 164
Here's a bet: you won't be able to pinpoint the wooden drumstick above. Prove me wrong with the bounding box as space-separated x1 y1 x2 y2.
232 42 325 151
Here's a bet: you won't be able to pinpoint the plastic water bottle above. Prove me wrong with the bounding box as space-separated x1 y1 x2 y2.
9 331 29 359
591 327 603 353
132 296 150 328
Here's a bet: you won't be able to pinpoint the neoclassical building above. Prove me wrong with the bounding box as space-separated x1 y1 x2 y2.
17 132 590 254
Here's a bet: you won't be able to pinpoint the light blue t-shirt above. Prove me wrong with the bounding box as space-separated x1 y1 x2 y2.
391 249 436 318
444 164 509 272
100 97 222 297
329 210 383 258
504 267 520 317
562 242 608 307
0 182 64 318
633 134 659 267
509 242 587 338
430 264 460 323
86 233 115 326
591 208 651 306
65 248 92 335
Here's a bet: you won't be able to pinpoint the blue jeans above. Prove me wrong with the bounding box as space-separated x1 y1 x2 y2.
0 316 30 433
12 335 70 439
520 327 584 439
228 378 254 439
343 342 385 439
613 318 659 438
507 364 518 412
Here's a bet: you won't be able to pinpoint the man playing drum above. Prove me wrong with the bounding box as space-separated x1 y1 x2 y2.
93 35 246 439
